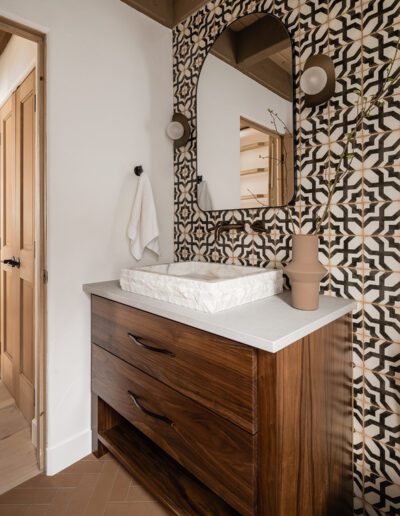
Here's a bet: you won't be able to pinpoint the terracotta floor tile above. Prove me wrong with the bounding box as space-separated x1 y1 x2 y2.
0 488 56 505
0 506 28 516
20 474 83 489
109 463 132 502
63 474 99 516
61 460 105 476
80 454 97 462
103 501 169 516
81 453 112 462
126 485 156 502
84 459 119 516
0 505 52 515
42 488 74 516
1 452 169 515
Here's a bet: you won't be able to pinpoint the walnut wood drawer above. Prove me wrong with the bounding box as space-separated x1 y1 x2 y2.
91 295 257 433
92 344 256 515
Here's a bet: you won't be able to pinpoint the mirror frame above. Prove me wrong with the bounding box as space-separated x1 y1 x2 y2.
194 11 298 214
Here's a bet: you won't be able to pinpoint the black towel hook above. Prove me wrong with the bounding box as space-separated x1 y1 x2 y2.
134 165 143 176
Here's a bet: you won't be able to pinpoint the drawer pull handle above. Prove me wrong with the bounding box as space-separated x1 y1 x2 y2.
127 333 175 357
127 390 174 427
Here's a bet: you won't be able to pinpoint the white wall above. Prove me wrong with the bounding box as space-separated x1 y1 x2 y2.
197 54 292 210
0 35 36 106
0 0 174 474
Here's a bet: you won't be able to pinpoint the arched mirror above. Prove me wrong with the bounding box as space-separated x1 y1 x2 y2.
197 13 295 211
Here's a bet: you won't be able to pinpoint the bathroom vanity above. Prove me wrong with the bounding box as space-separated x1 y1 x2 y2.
85 280 354 515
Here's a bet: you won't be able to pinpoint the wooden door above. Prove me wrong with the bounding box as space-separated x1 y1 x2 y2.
0 93 18 398
0 70 36 423
16 70 36 422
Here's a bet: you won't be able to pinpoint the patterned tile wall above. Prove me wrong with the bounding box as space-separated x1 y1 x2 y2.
173 1 399 513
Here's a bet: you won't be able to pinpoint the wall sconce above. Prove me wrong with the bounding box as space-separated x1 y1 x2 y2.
300 55 336 107
166 113 190 148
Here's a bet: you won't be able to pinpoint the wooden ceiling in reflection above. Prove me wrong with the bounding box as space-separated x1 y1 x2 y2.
121 1 292 101
0 29 11 56
212 14 292 100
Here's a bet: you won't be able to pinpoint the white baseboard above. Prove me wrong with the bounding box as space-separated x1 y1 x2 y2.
46 429 92 476
31 418 37 448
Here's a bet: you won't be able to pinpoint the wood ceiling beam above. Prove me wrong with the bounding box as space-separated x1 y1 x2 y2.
209 28 291 101
210 29 237 66
173 0 208 25
236 17 290 67
247 58 292 101
120 0 208 28
238 38 290 67
121 0 174 28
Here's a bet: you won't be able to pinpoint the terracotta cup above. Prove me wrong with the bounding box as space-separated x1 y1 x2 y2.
284 234 327 310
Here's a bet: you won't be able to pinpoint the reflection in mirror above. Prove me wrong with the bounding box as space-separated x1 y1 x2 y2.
197 13 294 211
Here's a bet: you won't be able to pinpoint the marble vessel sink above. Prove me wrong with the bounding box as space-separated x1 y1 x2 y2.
120 261 283 313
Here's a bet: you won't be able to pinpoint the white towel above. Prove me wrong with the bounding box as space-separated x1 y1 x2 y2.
198 180 213 211
128 173 160 260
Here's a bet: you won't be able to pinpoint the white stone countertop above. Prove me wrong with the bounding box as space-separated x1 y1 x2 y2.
83 280 356 353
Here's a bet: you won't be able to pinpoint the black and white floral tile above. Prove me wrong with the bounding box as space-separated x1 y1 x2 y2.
173 0 400 513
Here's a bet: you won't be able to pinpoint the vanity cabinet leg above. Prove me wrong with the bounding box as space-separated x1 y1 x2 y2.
92 393 121 458
92 393 104 457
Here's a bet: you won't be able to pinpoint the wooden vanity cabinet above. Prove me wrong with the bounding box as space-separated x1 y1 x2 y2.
91 295 353 516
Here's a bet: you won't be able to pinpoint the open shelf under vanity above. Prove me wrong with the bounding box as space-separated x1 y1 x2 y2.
96 400 237 515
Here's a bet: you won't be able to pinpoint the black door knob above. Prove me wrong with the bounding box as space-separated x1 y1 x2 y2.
1 257 20 268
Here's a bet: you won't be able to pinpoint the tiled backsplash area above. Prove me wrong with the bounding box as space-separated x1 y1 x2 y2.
173 0 399 513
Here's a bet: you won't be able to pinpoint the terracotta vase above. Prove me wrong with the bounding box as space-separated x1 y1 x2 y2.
284 234 327 310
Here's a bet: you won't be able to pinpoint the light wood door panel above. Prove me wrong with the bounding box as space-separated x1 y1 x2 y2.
1 271 17 394
0 70 36 423
1 93 18 399
18 72 35 285
16 70 36 423
1 95 16 258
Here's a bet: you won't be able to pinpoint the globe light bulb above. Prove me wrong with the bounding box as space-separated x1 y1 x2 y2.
300 66 328 96
166 121 185 140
